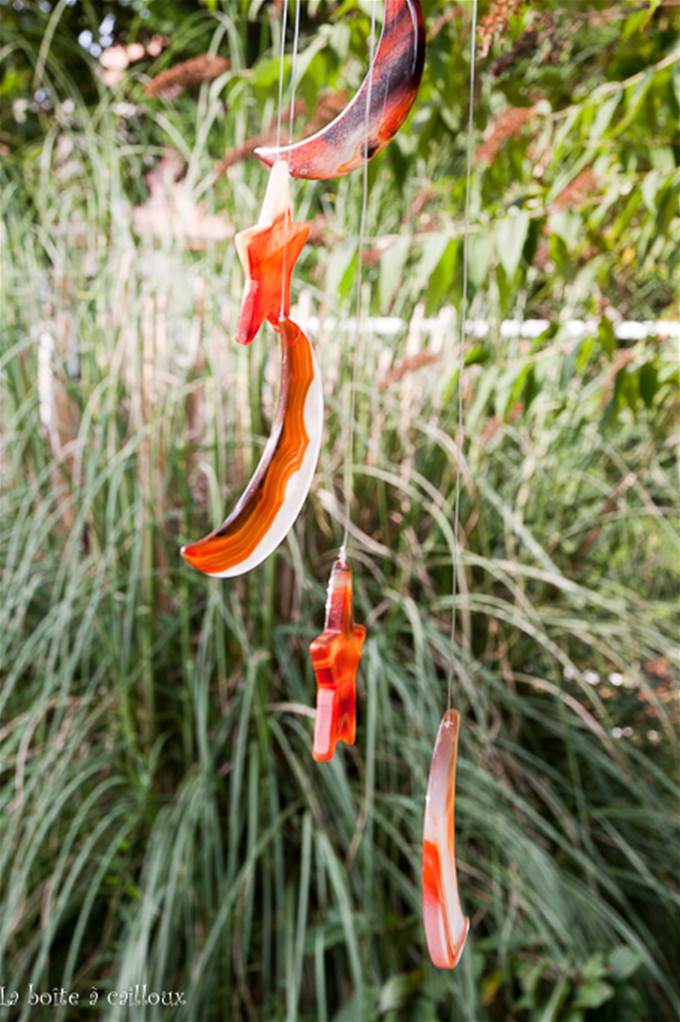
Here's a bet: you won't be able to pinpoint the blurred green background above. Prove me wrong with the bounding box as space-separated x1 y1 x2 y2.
1 1 679 1019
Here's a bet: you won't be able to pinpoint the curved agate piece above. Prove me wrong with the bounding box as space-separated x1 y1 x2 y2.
181 318 323 577
235 160 310 345
255 0 426 180
309 558 366 761
422 710 469 969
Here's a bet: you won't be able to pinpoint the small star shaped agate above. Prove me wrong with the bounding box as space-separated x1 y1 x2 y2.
234 159 310 345
309 557 366 762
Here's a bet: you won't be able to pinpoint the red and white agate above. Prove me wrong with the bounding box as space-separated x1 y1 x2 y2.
422 709 469 969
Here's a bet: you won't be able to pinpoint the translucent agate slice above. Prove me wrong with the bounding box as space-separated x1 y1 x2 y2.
181 318 323 577
255 0 426 180
235 160 309 345
309 558 366 761
422 709 469 968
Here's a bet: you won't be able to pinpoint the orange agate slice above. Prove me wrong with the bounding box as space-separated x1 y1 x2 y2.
309 558 366 761
181 318 323 577
235 159 309 345
255 0 426 180
422 709 469 968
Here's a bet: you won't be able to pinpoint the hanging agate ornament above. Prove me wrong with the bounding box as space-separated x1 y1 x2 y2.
184 2 426 763
309 557 366 761
421 0 478 970
422 710 469 967
255 0 426 180
181 317 323 577
234 159 310 346
181 161 322 577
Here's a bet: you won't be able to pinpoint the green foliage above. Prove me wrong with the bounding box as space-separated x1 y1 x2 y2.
1 1 679 1020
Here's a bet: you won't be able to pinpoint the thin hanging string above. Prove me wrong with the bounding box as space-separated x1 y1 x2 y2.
286 0 301 146
447 0 478 710
340 2 377 563
280 0 302 319
274 0 289 150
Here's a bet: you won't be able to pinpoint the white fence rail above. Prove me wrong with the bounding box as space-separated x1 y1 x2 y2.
293 310 680 342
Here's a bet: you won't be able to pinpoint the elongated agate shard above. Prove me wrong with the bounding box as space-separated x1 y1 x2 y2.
255 0 426 180
422 709 469 968
309 558 366 761
235 160 309 345
181 318 323 577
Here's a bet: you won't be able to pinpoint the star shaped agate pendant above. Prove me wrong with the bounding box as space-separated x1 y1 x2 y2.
309 557 366 762
234 159 310 345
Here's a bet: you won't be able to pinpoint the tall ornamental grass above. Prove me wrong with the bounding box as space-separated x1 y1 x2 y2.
1 3 679 1019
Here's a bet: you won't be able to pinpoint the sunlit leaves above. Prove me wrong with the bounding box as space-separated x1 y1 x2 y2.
495 209 530 278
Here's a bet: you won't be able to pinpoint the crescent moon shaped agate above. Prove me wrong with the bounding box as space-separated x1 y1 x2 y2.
422 710 469 969
254 0 426 180
181 318 323 577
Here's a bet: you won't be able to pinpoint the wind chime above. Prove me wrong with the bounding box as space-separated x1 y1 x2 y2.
181 0 476 971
